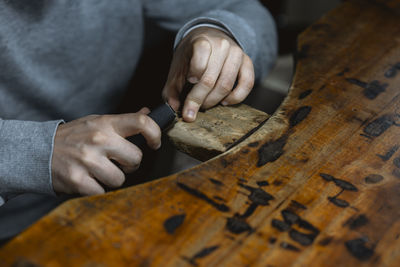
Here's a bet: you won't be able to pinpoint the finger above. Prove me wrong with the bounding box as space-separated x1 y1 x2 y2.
222 55 255 105
183 39 230 122
71 170 105 196
85 156 126 188
187 38 211 84
106 134 143 172
202 46 243 109
162 73 186 111
138 107 150 115
111 113 162 150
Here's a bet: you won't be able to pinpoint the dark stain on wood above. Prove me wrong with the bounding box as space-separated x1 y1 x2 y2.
363 115 394 137
392 168 400 178
289 200 307 210
164 214 186 234
328 196 349 208
360 133 374 140
273 180 283 186
185 245 219 266
220 158 230 168
298 90 313 99
345 238 374 261
345 78 388 99
226 216 253 234
393 157 400 168
241 148 250 154
256 180 269 187
376 145 399 161
319 236 333 246
297 219 320 234
238 183 274 206
269 237 277 244
290 106 312 127
333 178 358 191
320 173 358 191
366 80 388 99
177 183 230 212
238 203 259 219
257 135 288 167
248 141 260 148
343 214 369 230
364 174 384 184
238 177 247 183
289 229 316 246
385 66 397 78
271 219 291 232
209 178 224 186
280 242 300 252
337 67 350 76
213 196 225 202
319 173 335 181
281 209 300 225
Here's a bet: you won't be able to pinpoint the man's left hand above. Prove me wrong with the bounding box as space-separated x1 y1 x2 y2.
162 27 255 122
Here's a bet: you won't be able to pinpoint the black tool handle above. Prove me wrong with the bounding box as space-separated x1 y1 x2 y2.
127 103 176 148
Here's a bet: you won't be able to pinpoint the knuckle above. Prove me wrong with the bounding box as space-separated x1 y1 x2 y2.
231 45 243 55
136 114 149 128
201 75 216 89
218 38 230 50
70 173 84 190
219 80 233 94
89 131 108 145
194 39 210 50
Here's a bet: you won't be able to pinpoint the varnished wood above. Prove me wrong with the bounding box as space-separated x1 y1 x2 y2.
2 0 400 266
167 104 270 161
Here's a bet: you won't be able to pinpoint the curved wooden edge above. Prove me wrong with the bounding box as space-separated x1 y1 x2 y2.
167 104 270 161
2 1 400 266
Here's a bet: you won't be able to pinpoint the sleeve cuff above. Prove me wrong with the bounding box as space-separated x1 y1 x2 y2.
0 119 64 197
180 23 233 40
174 10 257 60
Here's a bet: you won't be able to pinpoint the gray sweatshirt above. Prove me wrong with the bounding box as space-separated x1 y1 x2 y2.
0 0 277 238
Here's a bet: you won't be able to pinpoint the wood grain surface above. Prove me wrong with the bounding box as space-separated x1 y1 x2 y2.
167 104 270 161
1 0 400 266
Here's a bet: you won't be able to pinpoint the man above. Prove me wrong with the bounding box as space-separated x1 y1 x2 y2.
0 0 277 241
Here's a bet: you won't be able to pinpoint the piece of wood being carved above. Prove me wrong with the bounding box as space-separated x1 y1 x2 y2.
1 0 400 266
167 104 270 161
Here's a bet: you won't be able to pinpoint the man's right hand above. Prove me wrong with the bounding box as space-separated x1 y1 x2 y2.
51 108 161 196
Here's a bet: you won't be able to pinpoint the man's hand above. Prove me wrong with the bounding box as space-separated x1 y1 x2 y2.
163 27 255 122
51 108 161 196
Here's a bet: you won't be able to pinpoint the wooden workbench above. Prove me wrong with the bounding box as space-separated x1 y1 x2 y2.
1 0 400 266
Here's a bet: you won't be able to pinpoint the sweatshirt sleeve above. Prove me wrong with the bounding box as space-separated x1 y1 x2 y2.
0 119 64 204
143 0 278 81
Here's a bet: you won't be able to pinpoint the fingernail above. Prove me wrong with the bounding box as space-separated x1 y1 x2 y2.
222 101 228 106
187 110 195 120
188 77 199 84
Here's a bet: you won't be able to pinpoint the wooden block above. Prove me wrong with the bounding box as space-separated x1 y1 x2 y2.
167 104 270 161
